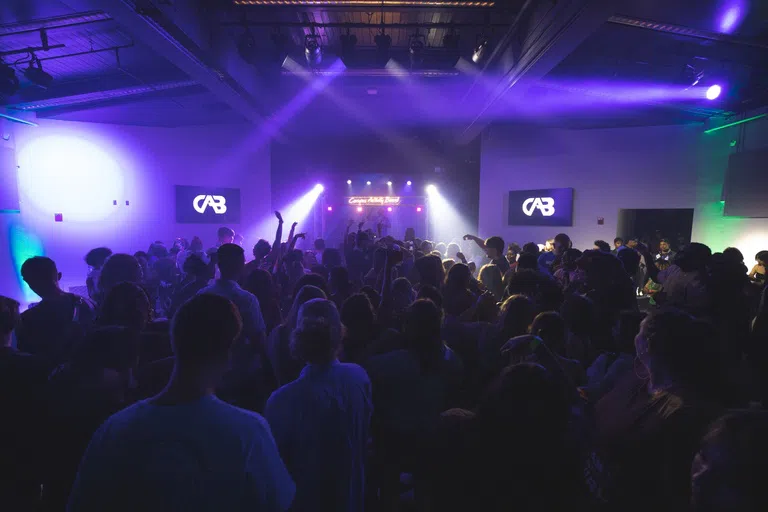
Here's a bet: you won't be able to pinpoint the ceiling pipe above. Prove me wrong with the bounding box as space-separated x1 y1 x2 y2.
0 12 112 37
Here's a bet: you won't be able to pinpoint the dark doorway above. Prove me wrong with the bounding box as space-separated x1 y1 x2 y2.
617 208 694 253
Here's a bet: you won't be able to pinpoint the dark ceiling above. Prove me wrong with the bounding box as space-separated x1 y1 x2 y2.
0 0 766 130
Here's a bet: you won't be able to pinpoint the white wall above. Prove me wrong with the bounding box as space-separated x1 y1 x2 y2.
479 118 768 258
0 118 271 305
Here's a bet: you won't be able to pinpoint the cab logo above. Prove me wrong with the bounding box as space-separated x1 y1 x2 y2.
522 197 555 217
193 195 227 214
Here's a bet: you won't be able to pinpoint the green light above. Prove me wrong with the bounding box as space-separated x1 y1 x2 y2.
704 113 767 134
0 209 21 213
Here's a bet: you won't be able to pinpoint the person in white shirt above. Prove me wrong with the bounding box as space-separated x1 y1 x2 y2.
68 293 295 512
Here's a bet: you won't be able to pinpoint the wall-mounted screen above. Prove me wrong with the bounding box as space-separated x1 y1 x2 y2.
175 185 241 224
507 187 573 226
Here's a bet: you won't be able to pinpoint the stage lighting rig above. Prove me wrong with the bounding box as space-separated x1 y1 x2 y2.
340 30 357 66
409 34 426 68
374 31 392 67
0 61 20 96
472 35 491 64
304 34 322 67
23 54 53 89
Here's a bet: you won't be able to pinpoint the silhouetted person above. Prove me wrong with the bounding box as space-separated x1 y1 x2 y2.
68 294 294 511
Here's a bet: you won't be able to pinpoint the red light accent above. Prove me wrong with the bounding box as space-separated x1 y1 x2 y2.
327 206 333 212
416 207 422 212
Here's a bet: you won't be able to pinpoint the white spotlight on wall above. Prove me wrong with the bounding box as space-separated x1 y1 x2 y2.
387 181 392 186
426 184 437 194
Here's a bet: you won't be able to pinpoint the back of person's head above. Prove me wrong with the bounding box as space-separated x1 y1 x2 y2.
329 266 350 293
85 247 113 269
722 247 744 265
692 410 768 512
217 226 235 242
522 242 540 256
292 273 328 301
341 293 375 336
617 247 641 275
357 231 370 247
561 294 595 338
656 259 671 272
446 242 461 258
403 299 444 373
530 311 567 356
415 254 444 288
756 250 768 265
253 239 271 260
314 238 326 251
291 298 342 365
405 227 416 241
100 282 151 332
417 284 443 310
675 242 712 273
100 254 143 299
561 248 583 271
479 263 503 299
0 296 20 339
435 242 447 255
554 233 571 253
147 243 168 260
359 286 381 308
243 268 275 303
70 325 138 374
499 294 535 339
21 256 59 295
172 294 242 366
189 236 204 252
445 262 472 290
287 285 328 328
217 243 245 279
517 252 538 271
183 254 210 279
442 258 455 274
322 248 342 268
485 236 505 255
594 240 611 253
392 277 415 308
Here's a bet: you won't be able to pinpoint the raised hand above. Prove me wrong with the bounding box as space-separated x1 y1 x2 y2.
358 221 365 230
295 233 306 240
457 251 466 262
463 234 473 241
291 222 298 229
275 211 283 222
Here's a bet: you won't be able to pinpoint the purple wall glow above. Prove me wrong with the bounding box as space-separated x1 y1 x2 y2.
0 118 271 306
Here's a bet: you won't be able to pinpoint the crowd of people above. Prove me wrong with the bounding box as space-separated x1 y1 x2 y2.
3 210 768 511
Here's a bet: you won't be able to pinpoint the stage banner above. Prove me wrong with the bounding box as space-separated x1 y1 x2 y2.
508 188 573 226
175 185 241 224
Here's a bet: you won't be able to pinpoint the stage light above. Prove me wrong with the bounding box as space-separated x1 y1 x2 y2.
366 181 372 185
706 84 722 100
327 206 333 212
407 180 412 186
416 207 422 212
314 183 325 193
340 31 357 66
472 36 491 64
346 179 352 185
357 206 363 212
426 184 437 194
23 55 53 89
374 32 392 67
304 34 322 67
0 62 20 96
387 206 393 212
387 181 392 186
282 184 325 225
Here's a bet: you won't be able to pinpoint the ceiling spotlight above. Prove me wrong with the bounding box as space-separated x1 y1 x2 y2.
304 34 322 67
357 206 363 212
374 32 392 67
426 184 437 194
416 207 423 212
386 181 392 186
409 34 426 68
346 179 352 185
406 180 412 186
314 183 325 192
706 84 722 100
366 180 372 185
23 55 53 89
340 31 357 66
472 35 491 64
387 206 393 212
327 206 333 212
0 61 20 96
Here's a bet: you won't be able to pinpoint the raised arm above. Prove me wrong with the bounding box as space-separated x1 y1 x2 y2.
272 211 284 252
463 234 486 251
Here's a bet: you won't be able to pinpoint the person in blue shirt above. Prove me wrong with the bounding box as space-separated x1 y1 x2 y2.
265 299 372 512
68 294 295 512
538 233 571 275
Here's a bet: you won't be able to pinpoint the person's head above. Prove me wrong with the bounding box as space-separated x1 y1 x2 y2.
626 238 638 249
183 254 210 281
314 238 326 252
392 277 415 308
217 226 235 245
446 242 461 259
0 296 20 346
593 240 611 253
357 231 371 250
484 236 505 260
522 242 540 256
21 256 61 298
553 233 571 255
659 238 671 252
85 247 113 270
479 264 503 300
499 294 535 339
656 259 671 272
341 293 375 339
506 245 518 264
404 227 416 242
242 268 276 304
373 247 387 272
445 262 472 290
434 242 447 256
613 237 624 249
561 248 583 271
147 242 169 261
216 243 245 280
253 239 271 260
756 250 768 266
415 254 444 288
403 299 444 373
291 299 342 365
692 410 768 512
292 273 329 301
287 285 327 328
329 266 351 295
171 294 242 375
99 254 143 301
442 259 456 274
517 252 538 271
530 311 567 357
416 284 443 310
233 233 244 247
545 238 555 252
616 247 641 276
720 247 744 265
100 282 151 332
189 236 204 253
675 242 712 273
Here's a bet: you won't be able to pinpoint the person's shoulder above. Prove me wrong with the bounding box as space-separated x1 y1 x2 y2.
213 400 273 433
335 361 371 381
